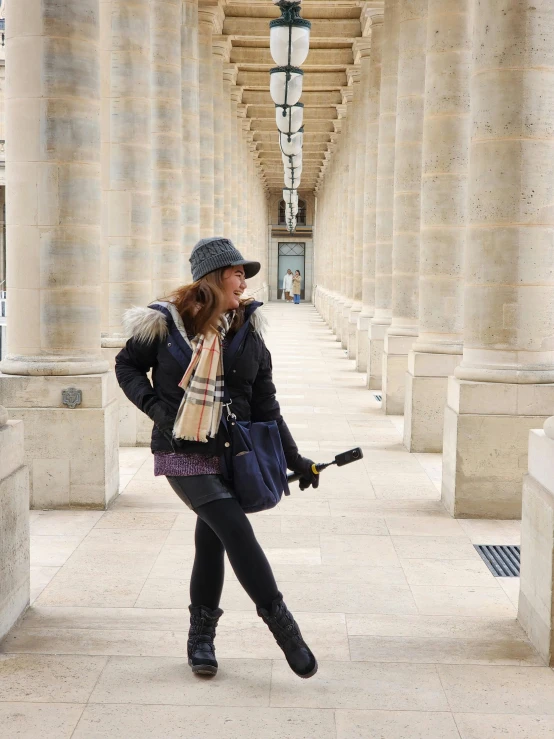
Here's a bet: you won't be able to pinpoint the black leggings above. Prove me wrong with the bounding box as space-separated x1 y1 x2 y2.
189 498 280 611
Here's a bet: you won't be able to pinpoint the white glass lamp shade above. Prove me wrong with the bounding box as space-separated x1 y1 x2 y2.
270 67 303 106
279 129 303 157
284 169 301 188
283 188 299 206
282 152 302 168
276 103 304 134
289 202 299 216
270 22 311 67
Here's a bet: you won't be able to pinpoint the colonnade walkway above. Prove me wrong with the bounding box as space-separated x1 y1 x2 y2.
1 303 553 737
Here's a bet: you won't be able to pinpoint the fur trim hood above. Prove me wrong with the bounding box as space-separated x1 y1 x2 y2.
122 301 266 344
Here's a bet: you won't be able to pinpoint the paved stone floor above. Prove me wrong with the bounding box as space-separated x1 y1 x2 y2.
1 303 554 737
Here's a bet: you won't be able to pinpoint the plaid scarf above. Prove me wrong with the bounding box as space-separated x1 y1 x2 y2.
173 314 230 443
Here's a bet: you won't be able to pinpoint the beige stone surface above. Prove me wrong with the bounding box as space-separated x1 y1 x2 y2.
1 304 551 736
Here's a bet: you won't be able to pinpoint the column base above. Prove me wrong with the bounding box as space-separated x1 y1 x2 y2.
381 333 414 415
518 430 554 665
441 377 554 519
356 314 371 373
403 351 462 452
347 308 361 360
0 418 29 640
341 302 353 349
367 322 387 390
0 372 120 509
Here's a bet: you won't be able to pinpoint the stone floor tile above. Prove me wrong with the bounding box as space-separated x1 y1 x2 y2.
148 545 196 578
29 511 103 537
36 570 152 608
385 515 466 537
346 613 529 641
401 558 496 587
392 536 480 560
264 580 418 615
498 577 521 607
270 661 449 710
0 703 85 738
270 563 407 585
454 713 554 738
262 498 331 516
335 710 461 739
265 547 322 566
135 577 255 611
29 566 61 604
328 500 450 518
89 656 271 706
94 511 178 529
281 515 388 535
72 528 169 555
411 586 516 618
30 535 84 567
320 534 400 567
458 519 521 545
372 483 440 500
349 635 542 665
0 654 108 702
73 705 337 739
438 665 554 714
18 606 191 632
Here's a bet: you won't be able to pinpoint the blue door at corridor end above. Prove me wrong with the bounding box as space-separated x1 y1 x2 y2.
278 243 305 300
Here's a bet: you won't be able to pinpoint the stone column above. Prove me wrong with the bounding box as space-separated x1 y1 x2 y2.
357 21 383 373
182 0 200 277
369 0 400 390
403 0 471 451
347 72 362 359
0 406 29 640
442 0 554 519
229 87 241 245
100 0 151 447
344 84 359 354
198 2 221 237
382 0 428 414
519 417 554 665
212 36 229 234
151 0 183 298
223 64 237 238
0 0 119 509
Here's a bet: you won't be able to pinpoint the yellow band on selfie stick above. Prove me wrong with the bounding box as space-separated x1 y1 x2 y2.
311 464 319 475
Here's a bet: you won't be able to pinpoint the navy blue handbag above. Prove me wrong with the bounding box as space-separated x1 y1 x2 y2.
219 320 290 513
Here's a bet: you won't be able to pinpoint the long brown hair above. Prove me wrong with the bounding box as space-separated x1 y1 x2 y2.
164 269 246 337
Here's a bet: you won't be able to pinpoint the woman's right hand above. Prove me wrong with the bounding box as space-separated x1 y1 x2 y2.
290 455 320 490
143 397 176 446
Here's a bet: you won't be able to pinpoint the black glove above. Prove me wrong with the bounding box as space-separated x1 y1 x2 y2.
143 397 176 447
289 454 320 491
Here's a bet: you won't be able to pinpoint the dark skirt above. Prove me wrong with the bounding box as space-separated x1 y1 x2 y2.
166 474 235 511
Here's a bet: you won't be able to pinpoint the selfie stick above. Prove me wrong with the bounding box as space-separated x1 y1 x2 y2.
286 447 364 483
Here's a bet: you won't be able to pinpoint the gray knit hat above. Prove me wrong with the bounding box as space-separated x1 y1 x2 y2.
189 237 261 282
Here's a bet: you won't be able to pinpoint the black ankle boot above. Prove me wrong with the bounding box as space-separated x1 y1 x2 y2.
187 605 223 676
257 594 318 679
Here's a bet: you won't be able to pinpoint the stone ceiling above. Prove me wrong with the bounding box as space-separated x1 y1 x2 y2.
222 0 379 194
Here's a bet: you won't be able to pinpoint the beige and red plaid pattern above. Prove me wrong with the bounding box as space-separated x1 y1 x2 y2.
173 319 227 443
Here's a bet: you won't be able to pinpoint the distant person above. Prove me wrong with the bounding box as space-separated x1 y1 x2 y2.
292 270 302 304
282 268 293 302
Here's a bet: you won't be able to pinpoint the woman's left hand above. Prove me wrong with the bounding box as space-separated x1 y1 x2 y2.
291 455 320 490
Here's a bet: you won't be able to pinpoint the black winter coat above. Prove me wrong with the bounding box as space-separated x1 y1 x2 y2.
114 300 300 465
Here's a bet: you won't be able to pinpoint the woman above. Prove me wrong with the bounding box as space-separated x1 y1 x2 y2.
115 237 319 680
292 269 302 304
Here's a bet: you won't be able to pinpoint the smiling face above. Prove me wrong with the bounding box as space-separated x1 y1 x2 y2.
221 265 247 310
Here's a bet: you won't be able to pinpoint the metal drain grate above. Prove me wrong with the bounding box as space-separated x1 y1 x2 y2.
373 393 382 402
475 545 520 577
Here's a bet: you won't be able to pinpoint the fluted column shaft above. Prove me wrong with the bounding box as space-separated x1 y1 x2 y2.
382 0 428 414
2 0 107 375
198 10 215 236
357 23 383 372
403 0 471 452
181 0 200 276
369 0 400 390
211 39 226 234
151 0 183 298
222 76 233 236
229 90 240 245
